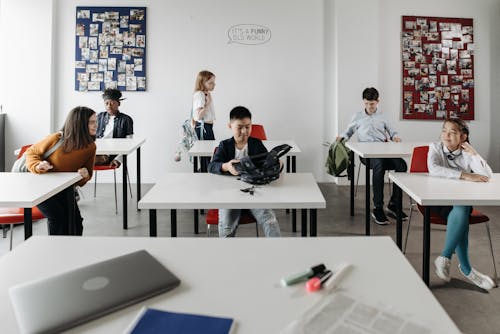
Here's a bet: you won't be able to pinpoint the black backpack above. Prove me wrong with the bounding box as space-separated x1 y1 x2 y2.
234 144 292 185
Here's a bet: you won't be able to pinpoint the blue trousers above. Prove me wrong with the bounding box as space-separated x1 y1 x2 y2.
195 122 215 172
441 205 472 275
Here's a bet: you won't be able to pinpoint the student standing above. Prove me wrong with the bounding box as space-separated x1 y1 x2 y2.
26 106 97 235
430 118 495 290
208 106 281 237
337 87 408 225
193 70 216 171
95 88 134 167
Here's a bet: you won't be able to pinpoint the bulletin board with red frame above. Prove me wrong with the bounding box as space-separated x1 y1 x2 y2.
401 16 474 120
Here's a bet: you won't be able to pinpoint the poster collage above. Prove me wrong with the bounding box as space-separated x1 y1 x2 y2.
75 7 146 92
402 16 474 120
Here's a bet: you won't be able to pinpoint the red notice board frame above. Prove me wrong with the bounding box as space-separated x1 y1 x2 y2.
401 16 474 120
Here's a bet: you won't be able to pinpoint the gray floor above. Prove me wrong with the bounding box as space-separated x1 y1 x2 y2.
2 182 500 333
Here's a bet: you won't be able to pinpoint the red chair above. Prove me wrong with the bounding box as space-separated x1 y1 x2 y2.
250 124 267 140
404 146 498 283
93 163 132 215
0 144 45 250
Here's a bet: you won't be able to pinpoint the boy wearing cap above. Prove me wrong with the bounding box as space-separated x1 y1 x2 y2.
95 88 134 167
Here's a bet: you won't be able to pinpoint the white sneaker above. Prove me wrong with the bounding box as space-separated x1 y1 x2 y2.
459 265 495 291
434 256 451 282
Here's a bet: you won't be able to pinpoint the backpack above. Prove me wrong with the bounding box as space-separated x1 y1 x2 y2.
234 144 292 185
325 139 351 178
11 134 64 172
174 112 199 162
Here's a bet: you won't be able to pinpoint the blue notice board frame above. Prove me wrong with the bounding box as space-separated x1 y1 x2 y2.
75 6 147 92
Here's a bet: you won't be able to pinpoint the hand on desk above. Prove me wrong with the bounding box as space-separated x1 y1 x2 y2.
392 136 402 142
460 172 489 182
36 161 53 172
222 159 240 176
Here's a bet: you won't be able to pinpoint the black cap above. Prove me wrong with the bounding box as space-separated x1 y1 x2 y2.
102 88 125 102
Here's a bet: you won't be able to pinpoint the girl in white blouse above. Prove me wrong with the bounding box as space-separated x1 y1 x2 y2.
192 70 216 171
430 118 495 290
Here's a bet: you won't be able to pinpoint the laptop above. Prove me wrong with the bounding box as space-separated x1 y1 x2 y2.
9 250 181 334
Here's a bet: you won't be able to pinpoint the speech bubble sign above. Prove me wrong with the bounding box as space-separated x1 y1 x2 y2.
227 24 272 45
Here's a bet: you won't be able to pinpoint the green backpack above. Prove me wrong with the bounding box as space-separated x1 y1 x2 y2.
325 139 351 178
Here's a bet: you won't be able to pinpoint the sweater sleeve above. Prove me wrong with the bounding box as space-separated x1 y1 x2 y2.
25 133 61 174
208 141 228 175
78 144 96 187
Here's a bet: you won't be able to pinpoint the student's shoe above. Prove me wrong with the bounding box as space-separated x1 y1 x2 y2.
459 265 495 291
371 208 389 225
434 256 451 282
386 203 408 221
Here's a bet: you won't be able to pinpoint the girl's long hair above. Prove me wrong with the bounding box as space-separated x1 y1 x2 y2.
194 70 215 92
61 106 96 153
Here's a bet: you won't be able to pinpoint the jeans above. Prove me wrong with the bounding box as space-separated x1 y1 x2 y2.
441 205 472 275
218 208 281 237
37 187 83 235
362 157 407 209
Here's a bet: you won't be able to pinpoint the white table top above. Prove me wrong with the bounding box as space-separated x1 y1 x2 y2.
389 172 500 206
345 141 429 158
188 139 301 157
95 137 146 155
0 236 459 334
138 173 325 210
0 172 82 207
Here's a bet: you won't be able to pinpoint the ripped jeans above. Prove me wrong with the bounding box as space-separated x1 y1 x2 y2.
218 208 281 237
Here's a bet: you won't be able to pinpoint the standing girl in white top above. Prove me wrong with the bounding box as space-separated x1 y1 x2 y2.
430 118 495 290
192 70 216 171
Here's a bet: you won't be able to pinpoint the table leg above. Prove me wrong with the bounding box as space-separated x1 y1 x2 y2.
292 156 296 173
122 154 128 229
137 147 141 210
286 156 290 173
171 209 177 237
423 207 431 286
349 151 355 216
149 209 157 237
301 209 307 237
365 157 371 236
396 183 403 250
194 209 199 234
292 210 297 232
309 209 317 237
23 207 32 240
193 157 198 173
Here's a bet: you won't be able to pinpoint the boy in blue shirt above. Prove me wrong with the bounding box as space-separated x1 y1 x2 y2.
208 106 281 237
338 87 408 225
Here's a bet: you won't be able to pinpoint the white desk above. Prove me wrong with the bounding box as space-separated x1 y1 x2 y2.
138 173 325 237
389 172 500 286
345 141 427 240
0 236 460 333
0 172 82 238
95 137 146 229
188 139 301 173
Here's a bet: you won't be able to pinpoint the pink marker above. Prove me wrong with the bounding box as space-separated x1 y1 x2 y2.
306 270 332 292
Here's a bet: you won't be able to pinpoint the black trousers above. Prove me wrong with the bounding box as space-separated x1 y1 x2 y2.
195 122 215 172
361 157 407 209
37 187 83 235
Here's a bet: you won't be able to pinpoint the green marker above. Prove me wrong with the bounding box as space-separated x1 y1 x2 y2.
280 264 326 286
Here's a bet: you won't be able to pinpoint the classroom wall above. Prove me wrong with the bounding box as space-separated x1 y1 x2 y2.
2 0 499 183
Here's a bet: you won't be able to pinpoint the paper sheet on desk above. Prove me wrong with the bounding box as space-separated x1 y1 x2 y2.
280 292 431 334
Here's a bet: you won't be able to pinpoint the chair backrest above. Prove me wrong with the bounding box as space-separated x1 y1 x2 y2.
250 124 267 140
410 146 429 173
18 145 33 159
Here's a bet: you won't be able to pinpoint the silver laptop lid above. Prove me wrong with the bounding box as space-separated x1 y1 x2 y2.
9 249 181 334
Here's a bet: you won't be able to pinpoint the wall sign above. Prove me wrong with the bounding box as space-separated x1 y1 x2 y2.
401 16 474 120
227 24 271 45
75 7 146 92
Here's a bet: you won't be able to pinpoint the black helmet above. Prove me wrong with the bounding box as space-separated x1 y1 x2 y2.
234 144 292 185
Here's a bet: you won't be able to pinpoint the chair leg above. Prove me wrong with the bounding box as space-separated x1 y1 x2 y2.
403 201 415 254
207 225 211 237
255 223 259 237
113 169 118 215
354 162 361 197
93 171 98 197
9 223 14 251
484 222 498 287
126 168 133 198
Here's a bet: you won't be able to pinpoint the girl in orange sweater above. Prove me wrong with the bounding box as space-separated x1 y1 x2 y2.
26 106 97 235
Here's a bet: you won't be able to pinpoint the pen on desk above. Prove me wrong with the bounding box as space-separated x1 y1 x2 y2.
306 269 333 292
280 264 326 286
323 263 352 291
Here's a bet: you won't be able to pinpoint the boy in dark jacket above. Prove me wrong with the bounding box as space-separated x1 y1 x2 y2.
208 106 281 237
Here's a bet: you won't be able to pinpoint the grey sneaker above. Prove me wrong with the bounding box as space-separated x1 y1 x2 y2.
459 265 495 291
434 256 451 282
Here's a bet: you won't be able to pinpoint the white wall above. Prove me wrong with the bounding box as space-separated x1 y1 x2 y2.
53 0 324 183
1 0 54 168
330 0 500 185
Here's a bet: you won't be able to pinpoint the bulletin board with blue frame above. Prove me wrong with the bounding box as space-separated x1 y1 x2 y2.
75 6 146 92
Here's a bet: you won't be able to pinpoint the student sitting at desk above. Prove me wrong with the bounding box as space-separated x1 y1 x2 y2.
337 87 408 225
208 106 281 238
26 106 97 235
430 118 495 290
